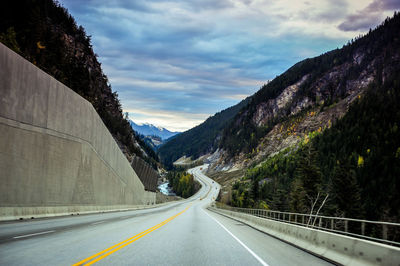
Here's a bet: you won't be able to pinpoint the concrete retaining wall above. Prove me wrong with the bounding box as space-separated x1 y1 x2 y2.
131 156 158 192
0 43 155 220
209 207 400 266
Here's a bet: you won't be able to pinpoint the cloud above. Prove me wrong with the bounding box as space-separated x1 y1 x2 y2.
59 0 398 131
338 0 400 31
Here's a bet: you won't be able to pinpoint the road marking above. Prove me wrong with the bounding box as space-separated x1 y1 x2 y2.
204 210 269 266
91 221 105 225
73 205 191 265
13 230 55 239
195 170 212 200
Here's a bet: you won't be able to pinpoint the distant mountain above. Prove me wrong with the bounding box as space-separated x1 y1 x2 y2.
129 121 179 140
158 97 251 168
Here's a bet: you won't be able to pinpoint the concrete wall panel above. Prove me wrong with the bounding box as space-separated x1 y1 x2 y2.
0 43 155 220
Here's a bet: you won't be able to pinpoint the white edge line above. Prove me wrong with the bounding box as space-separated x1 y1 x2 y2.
91 221 105 225
13 230 55 239
203 209 269 266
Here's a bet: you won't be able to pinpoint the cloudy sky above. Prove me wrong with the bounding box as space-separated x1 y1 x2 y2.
59 0 399 132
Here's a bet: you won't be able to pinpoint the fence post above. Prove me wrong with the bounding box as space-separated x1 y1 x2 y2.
345 220 348 233
361 222 365 235
331 219 334 230
382 224 388 240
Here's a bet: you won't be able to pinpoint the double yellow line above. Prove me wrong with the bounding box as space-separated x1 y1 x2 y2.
73 205 191 265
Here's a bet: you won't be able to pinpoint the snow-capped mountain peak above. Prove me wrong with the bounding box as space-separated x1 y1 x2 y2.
129 120 179 140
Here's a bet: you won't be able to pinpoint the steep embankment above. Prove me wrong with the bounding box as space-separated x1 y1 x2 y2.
0 0 159 169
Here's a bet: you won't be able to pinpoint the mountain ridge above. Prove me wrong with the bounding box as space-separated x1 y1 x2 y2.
129 120 179 140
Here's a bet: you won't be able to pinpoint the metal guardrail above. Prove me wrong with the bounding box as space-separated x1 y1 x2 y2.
213 203 400 247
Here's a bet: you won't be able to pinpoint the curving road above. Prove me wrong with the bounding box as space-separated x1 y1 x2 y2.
0 165 332 265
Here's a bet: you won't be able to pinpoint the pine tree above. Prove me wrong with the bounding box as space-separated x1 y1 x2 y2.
332 161 363 218
296 144 322 200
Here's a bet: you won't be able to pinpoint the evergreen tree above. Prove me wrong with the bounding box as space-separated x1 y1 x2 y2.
289 178 307 213
296 145 322 201
331 161 363 218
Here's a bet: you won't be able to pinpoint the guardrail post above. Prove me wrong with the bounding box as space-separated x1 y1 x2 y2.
295 214 297 223
331 219 334 230
382 224 388 240
345 220 348 233
361 222 365 235
302 215 304 224
319 217 322 227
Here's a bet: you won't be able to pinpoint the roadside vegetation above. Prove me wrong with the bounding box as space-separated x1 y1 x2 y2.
167 170 201 198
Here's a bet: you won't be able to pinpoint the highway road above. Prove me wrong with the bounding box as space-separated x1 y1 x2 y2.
0 165 333 265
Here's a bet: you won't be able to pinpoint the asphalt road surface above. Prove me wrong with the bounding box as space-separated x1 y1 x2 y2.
0 165 333 266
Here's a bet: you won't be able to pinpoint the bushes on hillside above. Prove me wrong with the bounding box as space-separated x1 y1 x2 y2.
167 171 200 198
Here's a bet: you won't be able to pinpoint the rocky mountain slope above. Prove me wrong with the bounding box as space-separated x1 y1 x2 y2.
210 14 400 172
0 0 159 169
160 13 400 173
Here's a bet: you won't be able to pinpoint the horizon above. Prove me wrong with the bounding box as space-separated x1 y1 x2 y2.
59 0 399 132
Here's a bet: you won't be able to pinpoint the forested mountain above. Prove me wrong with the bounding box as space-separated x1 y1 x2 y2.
0 0 159 169
220 14 400 223
158 97 251 168
231 76 400 222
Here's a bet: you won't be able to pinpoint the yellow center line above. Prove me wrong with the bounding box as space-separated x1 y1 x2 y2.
73 204 191 265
